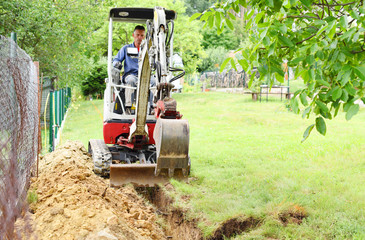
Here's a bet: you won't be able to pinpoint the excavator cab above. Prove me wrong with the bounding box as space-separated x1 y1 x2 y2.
88 7 190 187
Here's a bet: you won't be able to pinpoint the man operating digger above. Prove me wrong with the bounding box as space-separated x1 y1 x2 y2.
113 25 154 114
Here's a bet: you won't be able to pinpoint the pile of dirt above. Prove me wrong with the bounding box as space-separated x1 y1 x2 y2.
28 141 166 240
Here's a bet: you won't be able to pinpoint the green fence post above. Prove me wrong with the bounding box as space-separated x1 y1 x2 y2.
49 91 54 152
67 87 71 108
64 88 66 118
61 88 64 122
54 90 59 139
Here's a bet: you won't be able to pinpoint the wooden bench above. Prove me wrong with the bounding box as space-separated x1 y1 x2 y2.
259 85 291 102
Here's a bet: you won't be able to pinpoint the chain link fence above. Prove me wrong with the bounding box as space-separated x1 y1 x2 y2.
0 35 39 239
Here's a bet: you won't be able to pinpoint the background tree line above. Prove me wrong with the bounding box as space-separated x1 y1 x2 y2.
1 0 240 96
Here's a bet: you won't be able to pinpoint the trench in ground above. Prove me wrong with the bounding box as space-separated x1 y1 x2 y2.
135 186 264 240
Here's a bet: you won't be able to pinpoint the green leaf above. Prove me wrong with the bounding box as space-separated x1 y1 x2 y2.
338 52 346 63
306 55 315 65
300 91 308 106
302 124 315 142
200 12 212 21
310 43 318 54
228 12 236 20
328 22 337 40
278 35 294 47
263 36 270 46
289 56 304 66
339 16 348 29
350 10 360 20
275 72 284 83
332 87 342 101
300 0 311 7
239 0 247 7
268 42 276 56
345 84 357 96
334 102 341 117
225 18 234 30
353 32 360 43
316 50 324 60
208 15 214 28
316 24 328 37
354 66 365 80
309 69 315 81
215 11 222 29
294 89 302 98
248 72 256 88
346 104 359 120
340 69 352 86
278 24 287 34
315 116 326 136
340 89 349 102
238 59 248 70
302 106 312 119
230 58 237 71
190 13 202 21
260 28 268 40
266 0 274 7
329 39 338 49
220 57 231 72
290 98 299 114
316 79 331 88
316 100 329 113
255 11 265 24
245 9 255 20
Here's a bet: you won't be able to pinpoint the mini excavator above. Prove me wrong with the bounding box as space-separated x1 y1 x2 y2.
88 7 190 187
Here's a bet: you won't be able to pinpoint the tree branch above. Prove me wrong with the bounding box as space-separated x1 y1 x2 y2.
287 15 320 19
313 1 356 7
324 0 331 16
296 33 317 45
351 49 365 54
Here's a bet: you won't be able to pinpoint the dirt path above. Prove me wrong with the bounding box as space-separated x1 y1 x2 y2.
28 141 166 240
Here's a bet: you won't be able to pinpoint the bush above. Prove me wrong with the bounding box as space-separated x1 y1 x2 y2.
197 46 228 72
81 61 107 98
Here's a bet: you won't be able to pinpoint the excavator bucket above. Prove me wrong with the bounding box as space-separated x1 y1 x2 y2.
154 118 190 177
110 164 167 187
109 118 190 187
110 164 189 187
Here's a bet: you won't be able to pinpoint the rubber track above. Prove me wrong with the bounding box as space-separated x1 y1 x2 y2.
88 139 112 176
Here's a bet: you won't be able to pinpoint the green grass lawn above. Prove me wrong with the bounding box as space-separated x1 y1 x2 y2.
61 92 365 239
60 100 104 148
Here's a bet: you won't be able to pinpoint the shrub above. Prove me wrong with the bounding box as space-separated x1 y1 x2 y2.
197 46 228 72
81 62 107 98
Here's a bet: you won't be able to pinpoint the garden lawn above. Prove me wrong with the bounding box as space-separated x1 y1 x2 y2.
60 100 104 148
62 92 365 239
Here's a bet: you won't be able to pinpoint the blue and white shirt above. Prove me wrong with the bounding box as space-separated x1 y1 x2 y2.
113 42 139 81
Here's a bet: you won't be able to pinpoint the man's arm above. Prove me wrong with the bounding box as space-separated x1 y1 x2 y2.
113 46 126 69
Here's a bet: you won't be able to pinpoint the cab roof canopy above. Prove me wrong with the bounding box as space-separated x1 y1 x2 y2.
109 8 176 23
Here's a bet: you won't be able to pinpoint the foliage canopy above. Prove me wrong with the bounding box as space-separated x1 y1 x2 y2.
1 0 204 89
192 0 365 139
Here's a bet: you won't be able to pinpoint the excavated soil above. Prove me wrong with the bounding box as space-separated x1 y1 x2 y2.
28 141 166 240
25 140 271 240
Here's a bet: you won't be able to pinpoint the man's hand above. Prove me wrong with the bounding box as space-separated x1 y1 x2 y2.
113 61 122 70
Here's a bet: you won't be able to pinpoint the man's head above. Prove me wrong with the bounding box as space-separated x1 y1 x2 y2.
133 25 145 48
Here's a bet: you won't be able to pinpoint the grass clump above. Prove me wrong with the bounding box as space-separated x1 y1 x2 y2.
27 189 38 204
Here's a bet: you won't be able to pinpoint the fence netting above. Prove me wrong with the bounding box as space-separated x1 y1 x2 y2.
199 69 251 88
0 35 39 239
